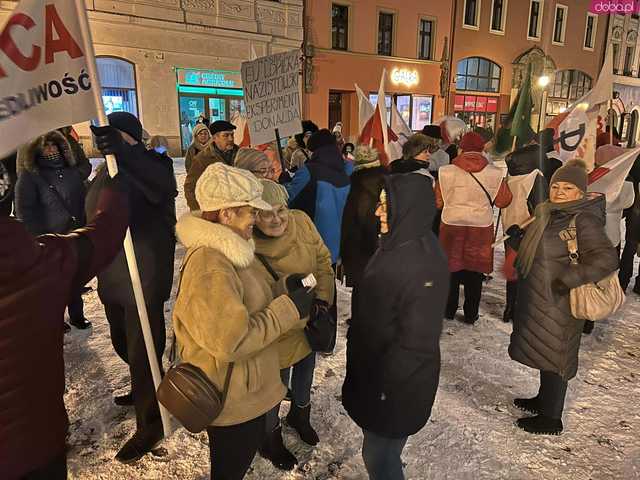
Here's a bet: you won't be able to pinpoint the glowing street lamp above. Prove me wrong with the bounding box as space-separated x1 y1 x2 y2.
537 75 550 88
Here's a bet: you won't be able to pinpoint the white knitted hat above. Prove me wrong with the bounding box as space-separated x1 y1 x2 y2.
195 163 272 212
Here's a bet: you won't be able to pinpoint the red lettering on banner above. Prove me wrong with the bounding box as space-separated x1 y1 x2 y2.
0 13 41 78
44 4 83 64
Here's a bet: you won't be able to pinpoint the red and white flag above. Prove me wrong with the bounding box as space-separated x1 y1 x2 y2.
387 99 412 162
588 147 640 203
358 72 398 166
231 111 251 147
0 0 100 157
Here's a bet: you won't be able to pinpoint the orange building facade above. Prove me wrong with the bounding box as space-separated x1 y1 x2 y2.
304 1 453 141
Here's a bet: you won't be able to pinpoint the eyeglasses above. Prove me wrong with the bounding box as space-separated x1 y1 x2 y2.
258 208 289 221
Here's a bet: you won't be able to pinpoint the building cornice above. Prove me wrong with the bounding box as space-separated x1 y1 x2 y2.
315 47 441 67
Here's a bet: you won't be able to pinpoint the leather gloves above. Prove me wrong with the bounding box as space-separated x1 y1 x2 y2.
91 125 127 157
287 287 315 319
505 224 525 251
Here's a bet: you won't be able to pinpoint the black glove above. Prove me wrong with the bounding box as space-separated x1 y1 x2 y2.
505 224 525 251
91 125 127 157
285 273 307 293
551 278 570 298
287 287 316 319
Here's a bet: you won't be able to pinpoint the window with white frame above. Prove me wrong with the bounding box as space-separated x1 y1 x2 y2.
584 13 597 50
463 0 481 29
553 5 568 45
378 12 394 56
418 19 435 60
528 0 543 40
490 0 507 33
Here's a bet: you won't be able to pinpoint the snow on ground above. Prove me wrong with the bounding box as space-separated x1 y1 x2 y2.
64 159 640 479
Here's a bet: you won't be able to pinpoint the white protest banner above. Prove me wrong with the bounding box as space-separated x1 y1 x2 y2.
241 49 302 146
0 0 99 158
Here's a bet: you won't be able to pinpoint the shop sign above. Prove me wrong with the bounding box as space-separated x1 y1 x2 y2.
177 69 242 89
454 94 499 113
391 68 419 87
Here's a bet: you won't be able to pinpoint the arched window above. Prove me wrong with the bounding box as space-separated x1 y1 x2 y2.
455 57 501 93
96 57 138 116
549 70 592 101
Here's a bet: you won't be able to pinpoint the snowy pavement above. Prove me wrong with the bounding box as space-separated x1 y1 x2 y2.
64 159 640 479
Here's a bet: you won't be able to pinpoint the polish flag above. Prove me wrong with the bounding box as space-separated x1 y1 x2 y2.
588 147 640 203
231 112 251 147
387 100 412 162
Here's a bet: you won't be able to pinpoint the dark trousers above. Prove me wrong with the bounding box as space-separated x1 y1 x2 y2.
104 301 166 432
280 352 316 407
619 232 638 291
67 290 84 322
206 413 268 480
504 280 518 318
21 452 67 480
362 429 408 480
537 371 568 419
446 270 484 320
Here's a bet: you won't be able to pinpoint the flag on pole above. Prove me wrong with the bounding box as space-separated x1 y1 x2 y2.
388 100 412 161
355 83 375 134
358 72 398 166
0 0 100 157
588 147 640 203
510 63 534 148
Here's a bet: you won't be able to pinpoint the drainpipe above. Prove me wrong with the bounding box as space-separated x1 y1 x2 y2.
447 0 457 116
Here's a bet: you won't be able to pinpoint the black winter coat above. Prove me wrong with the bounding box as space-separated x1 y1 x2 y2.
342 172 449 438
0 153 16 216
340 165 386 287
509 195 618 380
86 143 177 306
389 158 428 174
15 132 86 236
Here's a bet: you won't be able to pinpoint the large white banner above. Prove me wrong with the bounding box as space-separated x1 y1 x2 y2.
0 0 99 158
241 49 302 146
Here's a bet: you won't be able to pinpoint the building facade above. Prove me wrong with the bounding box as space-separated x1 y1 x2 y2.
304 0 453 141
0 0 304 155
449 0 607 133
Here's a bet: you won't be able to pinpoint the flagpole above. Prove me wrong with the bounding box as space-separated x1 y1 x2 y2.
73 0 172 437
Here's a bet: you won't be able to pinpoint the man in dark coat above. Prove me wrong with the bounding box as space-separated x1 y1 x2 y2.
619 151 640 292
85 112 177 463
342 172 449 479
0 156 129 480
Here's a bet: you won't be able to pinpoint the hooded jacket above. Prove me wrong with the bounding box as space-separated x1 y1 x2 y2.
184 143 239 210
286 144 351 263
342 172 449 438
15 131 87 236
172 212 300 426
509 194 618 380
0 184 128 480
185 124 210 173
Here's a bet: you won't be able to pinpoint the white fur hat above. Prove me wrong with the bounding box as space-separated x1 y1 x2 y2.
195 163 272 212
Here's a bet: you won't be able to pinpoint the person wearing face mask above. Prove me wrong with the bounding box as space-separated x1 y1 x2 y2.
173 164 315 479
185 124 211 173
251 180 334 470
184 120 239 210
342 173 449 480
234 147 277 180
505 159 618 435
15 130 92 331
85 112 177 463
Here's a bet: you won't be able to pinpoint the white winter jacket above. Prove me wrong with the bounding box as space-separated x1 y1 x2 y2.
605 181 635 247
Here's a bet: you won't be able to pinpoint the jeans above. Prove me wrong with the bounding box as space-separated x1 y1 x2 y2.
206 414 267 480
446 270 484 320
361 429 408 480
537 371 568 419
280 352 316 406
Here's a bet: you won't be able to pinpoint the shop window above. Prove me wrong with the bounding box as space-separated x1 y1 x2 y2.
396 95 411 126
528 0 543 40
490 0 507 34
549 70 592 101
332 4 349 51
96 57 138 116
378 12 394 56
411 96 433 131
418 19 434 60
624 46 635 76
553 4 568 45
454 94 498 130
456 57 501 93
369 93 392 125
584 13 597 50
463 0 480 28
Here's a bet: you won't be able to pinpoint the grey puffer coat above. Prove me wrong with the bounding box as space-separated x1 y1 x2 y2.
509 194 618 380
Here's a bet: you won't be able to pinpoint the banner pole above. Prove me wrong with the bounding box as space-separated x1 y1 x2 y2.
73 0 172 437
274 128 286 174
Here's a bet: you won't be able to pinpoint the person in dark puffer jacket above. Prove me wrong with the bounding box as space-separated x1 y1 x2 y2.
342 172 448 480
506 160 618 435
15 130 92 330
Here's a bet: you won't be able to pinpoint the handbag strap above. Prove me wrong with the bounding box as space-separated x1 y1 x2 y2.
255 253 280 281
468 171 495 208
560 215 580 265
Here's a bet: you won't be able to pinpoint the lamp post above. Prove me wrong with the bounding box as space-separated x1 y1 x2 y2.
537 75 550 132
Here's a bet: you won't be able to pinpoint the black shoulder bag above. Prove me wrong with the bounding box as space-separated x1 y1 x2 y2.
255 253 337 353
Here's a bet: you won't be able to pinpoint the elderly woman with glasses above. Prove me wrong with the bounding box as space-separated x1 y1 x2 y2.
252 179 335 471
235 147 277 180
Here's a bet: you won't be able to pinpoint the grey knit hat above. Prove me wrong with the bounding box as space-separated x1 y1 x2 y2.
402 133 436 160
234 147 270 173
260 179 289 207
550 159 588 192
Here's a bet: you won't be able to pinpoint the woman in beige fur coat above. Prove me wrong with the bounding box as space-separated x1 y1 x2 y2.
173 163 315 479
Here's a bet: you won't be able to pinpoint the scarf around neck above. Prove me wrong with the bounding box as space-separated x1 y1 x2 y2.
515 196 594 278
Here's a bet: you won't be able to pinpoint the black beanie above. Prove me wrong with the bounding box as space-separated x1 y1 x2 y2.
422 125 442 139
108 112 143 143
307 129 337 152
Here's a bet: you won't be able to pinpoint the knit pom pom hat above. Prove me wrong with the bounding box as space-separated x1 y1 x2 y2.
550 159 588 192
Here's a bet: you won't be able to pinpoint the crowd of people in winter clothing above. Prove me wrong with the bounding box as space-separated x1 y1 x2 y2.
1 108 637 480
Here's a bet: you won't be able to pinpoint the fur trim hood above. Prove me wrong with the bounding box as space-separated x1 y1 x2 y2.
176 211 255 268
21 130 75 173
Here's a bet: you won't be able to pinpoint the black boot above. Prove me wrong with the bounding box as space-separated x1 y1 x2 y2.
513 396 541 415
503 281 517 323
516 415 563 435
114 392 134 406
70 316 92 329
258 425 297 471
115 426 164 464
286 403 319 446
582 320 595 335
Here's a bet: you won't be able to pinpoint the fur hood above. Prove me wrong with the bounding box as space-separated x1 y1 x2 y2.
176 211 255 268
20 130 75 173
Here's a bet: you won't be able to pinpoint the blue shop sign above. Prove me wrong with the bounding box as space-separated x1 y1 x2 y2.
177 69 242 89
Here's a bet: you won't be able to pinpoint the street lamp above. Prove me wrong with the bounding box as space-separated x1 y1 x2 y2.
537 75 550 132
